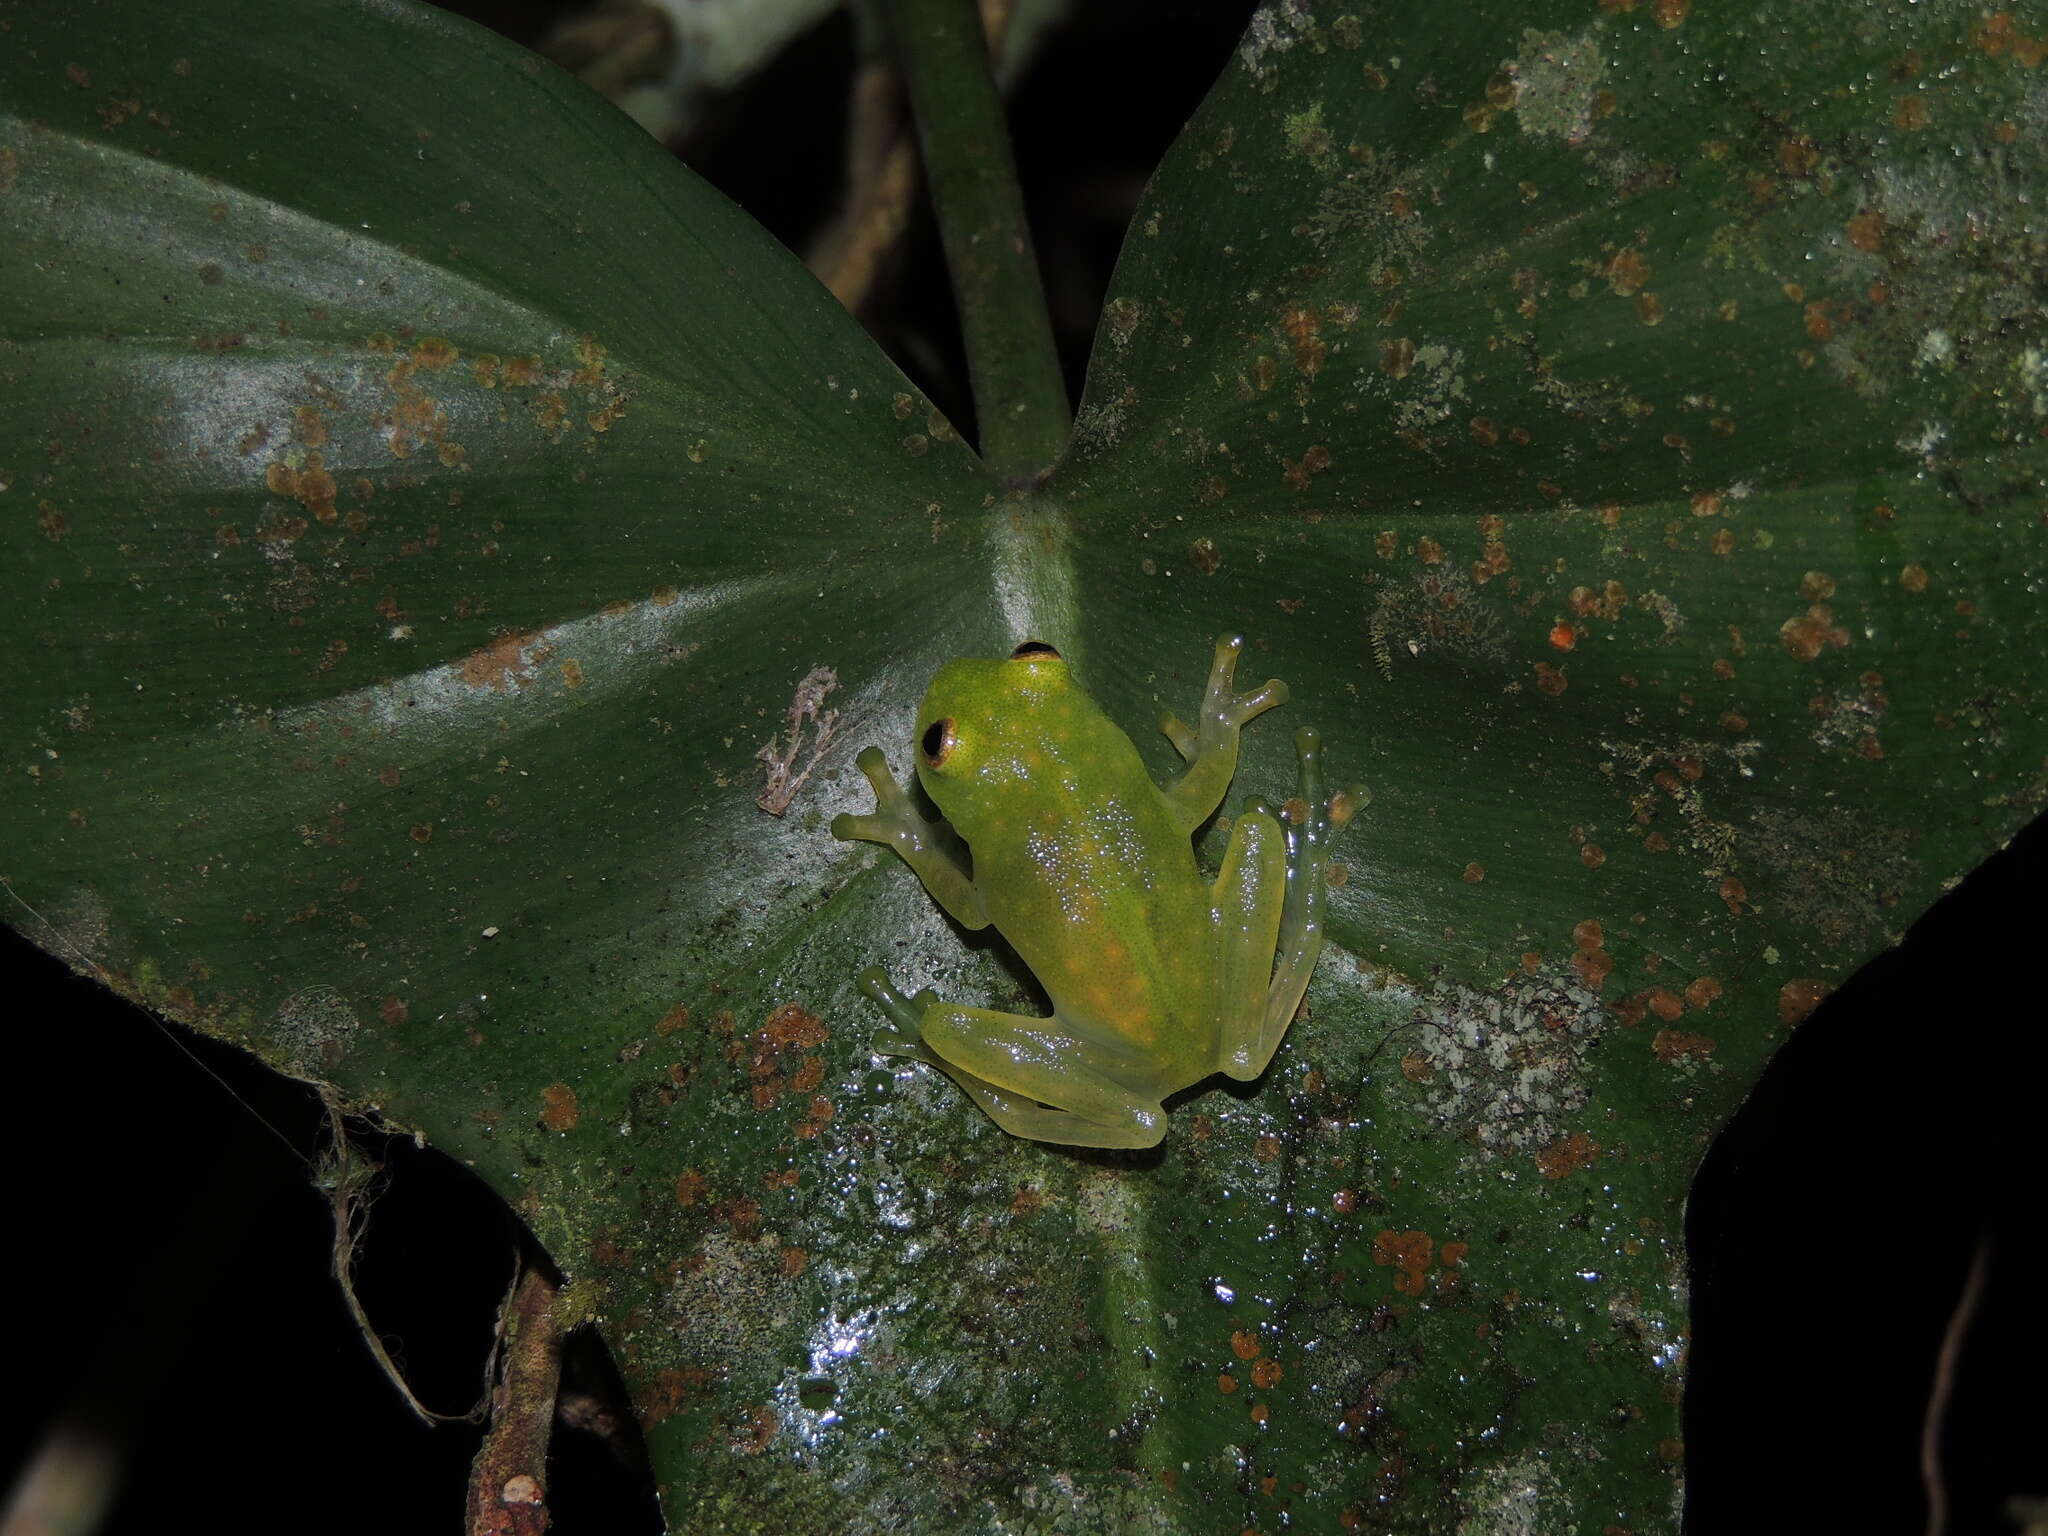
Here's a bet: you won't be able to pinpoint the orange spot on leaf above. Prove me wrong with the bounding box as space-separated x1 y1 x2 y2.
459 629 540 692
1651 1028 1716 1062
539 1083 578 1131
1281 306 1328 377
1606 248 1650 296
1535 1132 1599 1179
1281 444 1331 491
1778 978 1830 1026
1779 611 1849 661
1372 1229 1433 1295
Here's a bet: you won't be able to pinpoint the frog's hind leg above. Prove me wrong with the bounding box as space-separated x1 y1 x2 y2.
938 1073 1166 1151
1258 728 1365 1072
860 971 1167 1148
1210 805 1288 1080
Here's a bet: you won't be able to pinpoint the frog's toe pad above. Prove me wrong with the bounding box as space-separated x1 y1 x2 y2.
855 965 934 1034
1328 783 1370 828
1226 678 1289 725
873 1024 928 1059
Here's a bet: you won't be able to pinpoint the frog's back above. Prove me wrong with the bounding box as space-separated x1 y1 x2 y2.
913 649 1218 1069
965 714 1215 1068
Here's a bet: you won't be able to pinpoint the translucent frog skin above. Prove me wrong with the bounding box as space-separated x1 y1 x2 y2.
831 635 1364 1149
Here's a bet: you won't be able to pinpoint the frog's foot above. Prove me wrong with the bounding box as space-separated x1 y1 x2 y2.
856 967 947 1068
1161 636 1291 835
1160 633 1289 763
1275 727 1367 856
833 751 989 929
915 1002 1169 1150
952 1076 1168 1151
1264 726 1367 1038
831 747 923 849
1211 802 1288 1080
856 971 1168 1147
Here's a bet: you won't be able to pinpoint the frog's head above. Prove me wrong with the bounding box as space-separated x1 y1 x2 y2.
912 640 1091 833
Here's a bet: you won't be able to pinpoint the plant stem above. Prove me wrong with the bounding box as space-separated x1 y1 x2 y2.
465 1262 567 1534
884 0 1070 484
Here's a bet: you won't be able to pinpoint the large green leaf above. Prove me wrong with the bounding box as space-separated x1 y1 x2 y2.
1048 0 2047 1525
3 0 2043 1531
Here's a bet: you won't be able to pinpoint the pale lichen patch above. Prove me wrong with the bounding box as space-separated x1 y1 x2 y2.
271 985 363 1076
1409 971 1608 1160
1238 2 1316 82
1456 1447 1572 1535
1389 342 1469 437
10 885 113 975
1284 102 1335 162
1367 562 1511 674
1504 27 1605 146
1747 806 1916 949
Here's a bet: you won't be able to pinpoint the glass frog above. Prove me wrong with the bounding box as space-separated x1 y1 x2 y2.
831 634 1363 1149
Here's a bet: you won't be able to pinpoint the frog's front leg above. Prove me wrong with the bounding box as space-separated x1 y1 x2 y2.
831 746 989 930
1159 634 1289 836
1214 726 1366 1080
856 969 1167 1149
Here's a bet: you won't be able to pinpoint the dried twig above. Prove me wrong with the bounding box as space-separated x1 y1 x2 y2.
539 0 675 104
808 0 1017 313
1921 1229 1992 1536
756 665 842 815
323 1095 503 1427
465 1263 568 1536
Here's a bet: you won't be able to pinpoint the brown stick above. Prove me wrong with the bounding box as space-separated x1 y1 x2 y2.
809 0 1017 315
466 1262 568 1536
1920 1230 1991 1536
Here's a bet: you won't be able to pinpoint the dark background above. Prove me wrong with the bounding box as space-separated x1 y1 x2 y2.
3 2 2040 1531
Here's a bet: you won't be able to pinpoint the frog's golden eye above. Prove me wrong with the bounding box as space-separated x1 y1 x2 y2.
921 717 956 766
1010 640 1061 660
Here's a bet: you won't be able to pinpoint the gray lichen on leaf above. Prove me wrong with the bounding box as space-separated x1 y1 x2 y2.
1746 804 1918 950
1366 564 1511 674
1410 972 1608 1157
1389 342 1470 436
1504 26 1605 147
1455 1452 1572 1536
9 884 112 973
1817 137 2048 423
664 1227 809 1380
271 985 362 1075
1236 0 1316 83
1308 152 1438 275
